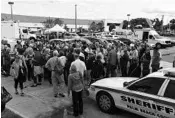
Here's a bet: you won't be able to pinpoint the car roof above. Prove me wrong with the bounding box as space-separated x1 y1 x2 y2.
147 68 175 80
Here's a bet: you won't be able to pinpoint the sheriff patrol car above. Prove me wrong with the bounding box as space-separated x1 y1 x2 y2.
88 68 175 118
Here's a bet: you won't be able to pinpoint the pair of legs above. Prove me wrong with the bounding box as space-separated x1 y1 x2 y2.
72 90 83 117
27 64 33 81
52 72 65 97
121 65 127 77
106 64 117 77
31 66 43 87
152 64 160 73
44 67 52 85
14 79 24 96
31 74 42 87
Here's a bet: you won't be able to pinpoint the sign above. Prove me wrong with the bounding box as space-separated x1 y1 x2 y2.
121 95 175 118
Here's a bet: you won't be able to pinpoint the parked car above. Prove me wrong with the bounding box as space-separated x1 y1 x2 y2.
115 38 133 46
88 68 175 118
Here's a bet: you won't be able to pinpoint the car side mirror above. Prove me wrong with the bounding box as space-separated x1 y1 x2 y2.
123 82 129 87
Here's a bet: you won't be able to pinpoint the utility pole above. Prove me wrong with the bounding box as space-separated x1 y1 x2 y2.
161 15 164 33
75 4 77 33
8 2 14 21
127 14 130 30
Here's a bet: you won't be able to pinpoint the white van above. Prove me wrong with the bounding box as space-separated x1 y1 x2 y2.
135 28 172 48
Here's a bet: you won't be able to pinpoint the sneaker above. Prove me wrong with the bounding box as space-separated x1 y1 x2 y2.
20 93 24 96
54 94 58 98
59 93 65 97
31 84 37 87
15 91 19 95
37 83 42 85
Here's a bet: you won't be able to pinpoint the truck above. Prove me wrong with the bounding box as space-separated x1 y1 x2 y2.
1 21 36 40
134 28 172 48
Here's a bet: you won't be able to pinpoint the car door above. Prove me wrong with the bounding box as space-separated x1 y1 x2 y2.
119 77 166 118
155 79 175 118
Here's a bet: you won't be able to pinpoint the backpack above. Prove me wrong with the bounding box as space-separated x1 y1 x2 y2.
54 58 64 75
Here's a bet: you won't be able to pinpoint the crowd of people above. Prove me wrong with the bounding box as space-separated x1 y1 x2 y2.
1 37 164 117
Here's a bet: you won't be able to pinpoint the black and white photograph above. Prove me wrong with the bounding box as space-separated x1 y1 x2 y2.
1 0 175 118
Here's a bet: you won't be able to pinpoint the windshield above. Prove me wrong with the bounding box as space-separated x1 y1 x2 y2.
154 35 163 39
29 31 37 34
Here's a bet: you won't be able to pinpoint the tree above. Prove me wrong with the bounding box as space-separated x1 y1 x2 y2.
170 19 175 30
109 23 116 32
130 18 149 28
89 21 97 32
1 18 5 21
170 19 175 24
77 27 83 33
96 20 104 32
151 18 163 31
64 24 69 31
42 18 55 28
122 20 129 29
54 18 64 26
42 18 64 28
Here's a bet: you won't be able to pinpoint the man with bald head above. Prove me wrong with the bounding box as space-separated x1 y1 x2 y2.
45 50 65 97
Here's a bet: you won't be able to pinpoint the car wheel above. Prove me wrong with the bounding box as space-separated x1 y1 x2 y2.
97 92 115 113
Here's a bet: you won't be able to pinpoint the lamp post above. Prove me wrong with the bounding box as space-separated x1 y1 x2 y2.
75 4 77 33
127 14 130 29
8 2 14 21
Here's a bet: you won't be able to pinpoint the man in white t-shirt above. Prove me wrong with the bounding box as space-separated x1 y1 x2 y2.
70 49 87 78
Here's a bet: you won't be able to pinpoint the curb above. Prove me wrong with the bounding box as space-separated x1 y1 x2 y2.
6 105 29 118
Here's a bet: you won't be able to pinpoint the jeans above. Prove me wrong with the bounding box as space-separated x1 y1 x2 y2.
14 79 23 90
72 90 83 117
106 64 116 77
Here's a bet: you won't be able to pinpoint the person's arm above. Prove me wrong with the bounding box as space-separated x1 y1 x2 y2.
159 51 162 60
45 59 51 71
83 63 87 81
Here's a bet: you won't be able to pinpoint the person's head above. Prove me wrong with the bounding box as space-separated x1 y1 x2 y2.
15 55 20 62
70 64 77 74
59 51 64 57
53 50 58 57
74 48 81 55
96 54 102 61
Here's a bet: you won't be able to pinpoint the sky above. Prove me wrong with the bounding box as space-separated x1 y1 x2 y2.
1 0 175 24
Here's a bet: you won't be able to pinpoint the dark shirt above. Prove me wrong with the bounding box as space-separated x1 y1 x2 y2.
33 50 44 66
91 60 105 78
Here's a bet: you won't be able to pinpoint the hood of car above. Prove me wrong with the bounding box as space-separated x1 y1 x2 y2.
92 77 138 88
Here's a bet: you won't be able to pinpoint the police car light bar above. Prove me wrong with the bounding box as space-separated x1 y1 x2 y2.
164 70 175 78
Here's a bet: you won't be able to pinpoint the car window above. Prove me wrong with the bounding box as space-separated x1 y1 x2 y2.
164 80 175 100
127 77 165 95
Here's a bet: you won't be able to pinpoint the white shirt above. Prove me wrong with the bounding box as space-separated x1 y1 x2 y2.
70 59 87 76
59 56 67 67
